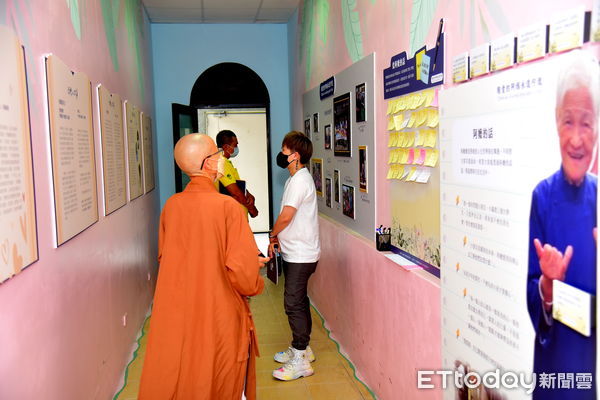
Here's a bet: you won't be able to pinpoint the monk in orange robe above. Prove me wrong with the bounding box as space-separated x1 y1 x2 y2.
139 134 267 400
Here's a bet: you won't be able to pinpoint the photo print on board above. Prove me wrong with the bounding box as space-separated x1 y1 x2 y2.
356 83 366 123
334 92 351 156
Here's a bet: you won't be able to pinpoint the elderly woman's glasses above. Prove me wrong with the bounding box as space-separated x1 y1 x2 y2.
200 149 223 170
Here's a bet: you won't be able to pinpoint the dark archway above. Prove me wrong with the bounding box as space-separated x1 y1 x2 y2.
185 62 273 229
190 62 270 108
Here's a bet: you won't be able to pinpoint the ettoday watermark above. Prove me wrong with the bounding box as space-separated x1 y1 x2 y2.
417 370 593 393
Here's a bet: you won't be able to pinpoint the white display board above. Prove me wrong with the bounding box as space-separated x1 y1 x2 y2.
0 26 37 281
46 55 98 246
98 85 126 215
302 53 376 241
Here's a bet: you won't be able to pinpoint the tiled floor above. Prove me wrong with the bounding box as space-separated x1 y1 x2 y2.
114 235 374 399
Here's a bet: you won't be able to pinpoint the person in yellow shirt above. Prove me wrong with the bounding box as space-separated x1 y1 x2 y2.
215 130 259 218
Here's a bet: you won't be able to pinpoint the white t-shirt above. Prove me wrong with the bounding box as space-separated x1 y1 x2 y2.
278 168 320 263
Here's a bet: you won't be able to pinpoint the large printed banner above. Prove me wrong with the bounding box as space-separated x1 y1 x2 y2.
440 48 598 399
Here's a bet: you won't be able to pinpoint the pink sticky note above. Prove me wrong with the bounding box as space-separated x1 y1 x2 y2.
416 148 426 165
430 90 439 107
406 148 415 164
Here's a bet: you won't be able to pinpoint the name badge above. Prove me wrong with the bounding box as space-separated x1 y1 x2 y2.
552 280 593 337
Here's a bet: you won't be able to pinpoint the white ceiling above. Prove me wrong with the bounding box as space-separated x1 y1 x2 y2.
142 0 300 24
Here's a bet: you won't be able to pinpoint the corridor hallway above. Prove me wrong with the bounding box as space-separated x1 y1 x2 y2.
113 260 375 399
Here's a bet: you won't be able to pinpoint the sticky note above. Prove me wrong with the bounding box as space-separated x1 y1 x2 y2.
387 101 394 115
406 167 418 181
423 89 435 107
387 167 394 179
406 148 415 164
416 168 431 183
416 148 426 165
393 114 404 130
388 117 395 130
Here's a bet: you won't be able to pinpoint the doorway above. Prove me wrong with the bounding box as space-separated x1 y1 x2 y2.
200 108 270 232
171 62 273 232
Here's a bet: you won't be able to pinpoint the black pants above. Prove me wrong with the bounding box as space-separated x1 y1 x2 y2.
282 260 318 350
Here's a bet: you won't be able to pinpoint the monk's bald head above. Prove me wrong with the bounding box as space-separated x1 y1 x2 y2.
174 133 218 177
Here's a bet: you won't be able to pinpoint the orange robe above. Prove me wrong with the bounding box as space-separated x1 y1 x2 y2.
139 176 264 400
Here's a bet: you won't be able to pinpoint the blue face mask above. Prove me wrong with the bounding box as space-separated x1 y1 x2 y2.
230 146 239 158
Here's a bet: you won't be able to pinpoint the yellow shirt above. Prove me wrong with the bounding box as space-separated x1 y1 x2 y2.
215 159 248 215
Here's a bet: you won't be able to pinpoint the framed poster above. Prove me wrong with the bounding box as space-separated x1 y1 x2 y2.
125 101 143 200
46 55 98 246
334 92 351 156
334 169 340 203
311 158 323 196
97 85 126 215
304 118 311 138
359 145 367 192
324 124 331 149
313 112 319 133
342 184 355 219
325 177 332 207
0 26 38 281
141 113 155 193
356 83 366 122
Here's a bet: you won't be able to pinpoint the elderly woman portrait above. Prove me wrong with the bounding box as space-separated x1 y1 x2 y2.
527 50 599 400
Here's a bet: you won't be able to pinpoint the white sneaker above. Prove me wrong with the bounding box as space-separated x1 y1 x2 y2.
274 345 316 363
272 349 314 381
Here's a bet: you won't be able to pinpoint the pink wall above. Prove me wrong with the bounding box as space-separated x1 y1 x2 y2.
0 1 157 399
293 1 594 399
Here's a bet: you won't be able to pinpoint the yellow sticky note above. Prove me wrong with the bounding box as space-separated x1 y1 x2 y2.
416 131 425 146
427 149 439 167
392 132 400 147
391 149 400 163
416 92 426 108
387 101 394 115
406 166 417 181
426 130 438 148
407 113 416 128
406 132 415 147
394 98 403 113
416 110 427 127
395 165 405 179
388 150 394 164
424 89 434 107
400 149 409 164
427 110 439 128
393 114 404 131
387 167 394 179
388 133 395 148
388 116 395 130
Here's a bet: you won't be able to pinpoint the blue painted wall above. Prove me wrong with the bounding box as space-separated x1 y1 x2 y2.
151 23 291 215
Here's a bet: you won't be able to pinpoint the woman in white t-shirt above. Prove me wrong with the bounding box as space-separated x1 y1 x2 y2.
268 131 320 381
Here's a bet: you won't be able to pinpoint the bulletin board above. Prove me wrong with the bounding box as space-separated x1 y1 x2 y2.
302 53 376 241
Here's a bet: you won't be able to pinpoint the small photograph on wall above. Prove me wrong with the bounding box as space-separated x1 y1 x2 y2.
334 169 340 202
359 145 367 192
313 112 319 133
342 184 355 219
312 158 323 196
334 92 351 157
324 124 331 149
304 118 311 138
356 83 366 123
325 177 332 208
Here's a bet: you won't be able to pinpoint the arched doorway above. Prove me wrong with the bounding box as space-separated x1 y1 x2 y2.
171 62 273 232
